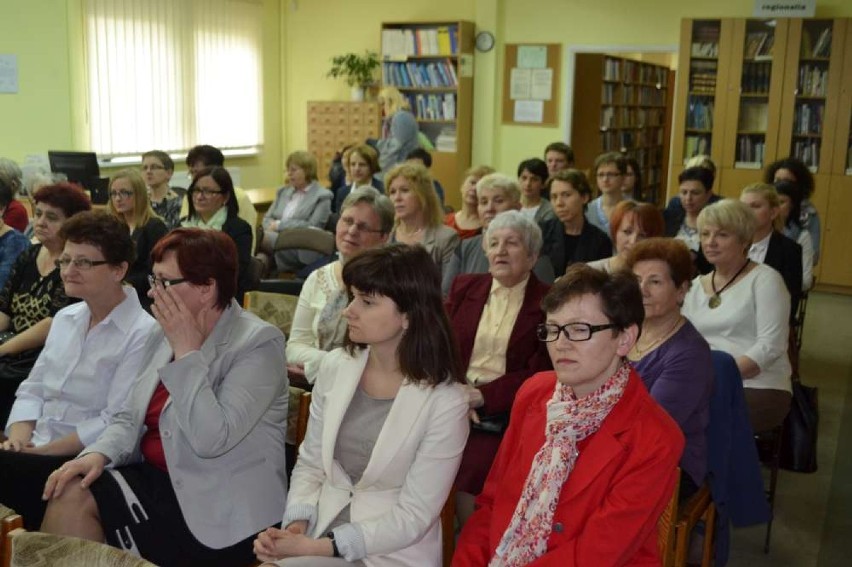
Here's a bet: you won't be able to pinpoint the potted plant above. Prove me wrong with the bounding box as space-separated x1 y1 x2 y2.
327 51 380 101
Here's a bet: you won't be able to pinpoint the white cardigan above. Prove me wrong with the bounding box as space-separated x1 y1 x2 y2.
283 347 469 567
682 263 791 393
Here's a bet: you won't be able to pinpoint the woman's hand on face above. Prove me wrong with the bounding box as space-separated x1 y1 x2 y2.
462 384 485 409
150 284 209 359
41 453 107 501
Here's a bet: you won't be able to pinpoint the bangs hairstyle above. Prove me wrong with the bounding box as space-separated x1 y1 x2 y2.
517 158 549 181
142 150 174 171
59 211 136 267
286 151 319 182
546 169 594 210
678 166 715 191
623 237 694 289
609 200 665 241
697 199 756 247
187 166 239 220
342 243 462 386
541 264 644 334
150 228 237 309
385 162 443 227
593 151 627 176
349 144 380 174
108 169 159 227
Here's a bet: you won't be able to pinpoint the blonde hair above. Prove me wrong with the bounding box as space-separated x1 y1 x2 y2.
685 154 717 176
378 86 410 115
697 198 755 249
108 169 158 228
384 162 443 228
741 182 783 231
475 173 521 203
465 165 496 180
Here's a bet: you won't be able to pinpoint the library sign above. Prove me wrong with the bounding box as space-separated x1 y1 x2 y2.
753 0 815 17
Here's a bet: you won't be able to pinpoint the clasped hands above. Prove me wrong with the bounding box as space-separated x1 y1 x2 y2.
253 521 334 563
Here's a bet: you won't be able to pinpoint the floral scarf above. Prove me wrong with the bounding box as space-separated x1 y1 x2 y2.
490 362 631 566
181 206 228 231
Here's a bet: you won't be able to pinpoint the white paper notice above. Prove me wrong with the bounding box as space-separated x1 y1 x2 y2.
514 100 544 123
517 46 547 69
530 68 553 100
510 68 532 100
0 55 19 94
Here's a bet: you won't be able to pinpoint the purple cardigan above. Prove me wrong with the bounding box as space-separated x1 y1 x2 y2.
632 320 713 486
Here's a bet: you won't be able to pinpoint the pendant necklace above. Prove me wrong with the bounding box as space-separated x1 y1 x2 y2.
709 259 751 309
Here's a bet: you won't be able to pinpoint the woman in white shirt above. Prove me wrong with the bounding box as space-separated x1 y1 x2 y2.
0 211 156 529
682 199 792 433
255 244 469 566
286 189 394 384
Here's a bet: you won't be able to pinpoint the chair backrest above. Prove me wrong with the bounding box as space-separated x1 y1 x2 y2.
274 227 336 256
243 290 299 337
657 469 680 567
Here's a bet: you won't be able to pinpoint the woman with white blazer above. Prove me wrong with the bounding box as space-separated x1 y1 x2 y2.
255 244 470 567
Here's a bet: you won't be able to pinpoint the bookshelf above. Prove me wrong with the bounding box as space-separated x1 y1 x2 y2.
571 53 675 205
381 20 474 206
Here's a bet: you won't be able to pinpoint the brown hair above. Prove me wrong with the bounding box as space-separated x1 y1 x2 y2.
384 162 443 228
609 201 665 242
150 228 237 309
342 243 462 386
108 169 159 228
593 151 627 176
349 144 380 175
59 211 136 267
33 183 92 218
623 238 694 289
541 264 644 334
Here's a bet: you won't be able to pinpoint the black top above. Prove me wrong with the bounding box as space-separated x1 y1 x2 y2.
548 220 612 276
128 218 169 309
221 216 255 305
764 231 803 321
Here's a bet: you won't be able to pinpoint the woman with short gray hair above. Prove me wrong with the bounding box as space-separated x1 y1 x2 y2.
446 209 552 527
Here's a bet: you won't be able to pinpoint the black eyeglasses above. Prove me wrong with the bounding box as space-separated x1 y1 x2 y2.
55 258 109 271
191 188 223 197
109 190 133 199
536 322 618 342
147 274 187 289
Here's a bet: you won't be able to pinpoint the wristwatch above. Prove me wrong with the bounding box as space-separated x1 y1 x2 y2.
326 531 341 558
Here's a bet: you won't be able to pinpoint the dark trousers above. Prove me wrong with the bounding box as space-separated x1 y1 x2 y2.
0 451 73 529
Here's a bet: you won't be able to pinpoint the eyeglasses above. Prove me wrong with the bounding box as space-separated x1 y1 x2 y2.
141 164 166 172
536 322 618 342
148 274 188 289
110 190 133 199
596 172 622 179
191 188 223 197
339 216 383 234
55 258 109 271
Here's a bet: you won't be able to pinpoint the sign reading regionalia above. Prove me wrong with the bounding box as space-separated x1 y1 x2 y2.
754 0 816 17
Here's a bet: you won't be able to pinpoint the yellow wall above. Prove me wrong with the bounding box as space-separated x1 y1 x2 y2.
3 0 852 192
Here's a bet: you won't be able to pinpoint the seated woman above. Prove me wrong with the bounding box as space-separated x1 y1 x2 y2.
0 158 29 233
387 162 459 275
106 169 168 307
254 244 469 566
682 199 792 433
182 166 253 303
286 189 394 384
585 152 626 237
142 150 185 230
40 228 288 567
586 200 664 273
262 151 334 273
375 87 420 173
0 177 30 290
547 169 612 276
444 166 494 240
775 180 814 289
0 183 91 425
623 238 713 500
518 158 555 224
621 157 642 201
333 144 384 213
664 166 716 253
0 212 156 529
764 156 820 263
446 211 552 525
453 265 684 566
740 183 803 317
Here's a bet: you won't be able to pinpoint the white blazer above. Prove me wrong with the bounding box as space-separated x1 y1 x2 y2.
285 347 469 567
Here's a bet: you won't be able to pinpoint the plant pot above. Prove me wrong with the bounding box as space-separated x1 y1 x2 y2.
350 86 365 102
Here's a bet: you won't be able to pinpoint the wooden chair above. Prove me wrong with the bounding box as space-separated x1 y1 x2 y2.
295 391 312 447
657 470 681 567
0 509 23 567
673 483 716 567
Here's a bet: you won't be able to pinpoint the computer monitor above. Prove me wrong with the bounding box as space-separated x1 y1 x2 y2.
47 151 101 189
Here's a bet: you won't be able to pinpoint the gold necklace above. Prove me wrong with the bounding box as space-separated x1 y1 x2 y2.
632 316 683 358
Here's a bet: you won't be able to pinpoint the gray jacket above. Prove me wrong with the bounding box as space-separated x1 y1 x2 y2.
263 181 333 231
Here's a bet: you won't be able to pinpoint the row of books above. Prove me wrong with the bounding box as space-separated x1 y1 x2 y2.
638 86 665 106
686 98 714 130
691 23 720 57
626 146 664 169
603 59 668 85
737 101 768 132
600 84 664 106
798 64 829 97
382 27 459 58
691 41 719 58
736 135 766 164
601 129 664 151
383 61 458 88
744 31 774 60
600 107 665 129
404 93 456 121
741 61 772 94
690 60 717 93
792 139 820 168
685 135 711 159
801 26 832 58
793 103 824 136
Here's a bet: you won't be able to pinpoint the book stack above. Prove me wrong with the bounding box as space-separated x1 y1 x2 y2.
798 64 828 96
381 26 458 58
793 139 820 168
411 93 456 121
435 128 457 152
689 61 717 94
382 61 458 88
638 86 664 106
794 103 824 135
736 135 765 165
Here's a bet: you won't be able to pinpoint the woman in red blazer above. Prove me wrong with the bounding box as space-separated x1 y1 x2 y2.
446 211 552 525
453 265 684 567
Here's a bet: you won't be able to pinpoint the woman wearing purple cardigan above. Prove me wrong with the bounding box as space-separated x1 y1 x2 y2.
625 238 713 500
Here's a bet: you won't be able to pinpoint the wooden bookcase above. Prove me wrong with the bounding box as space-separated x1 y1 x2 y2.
307 101 381 185
571 53 675 206
381 20 474 207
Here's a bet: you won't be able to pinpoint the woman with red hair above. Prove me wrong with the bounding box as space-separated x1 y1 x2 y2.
585 200 664 273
